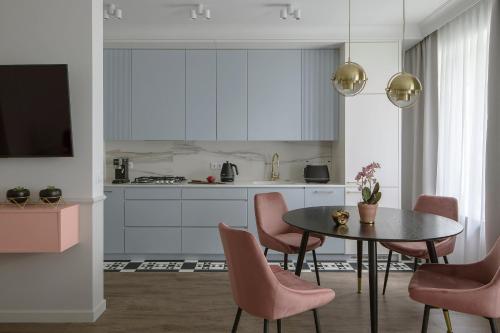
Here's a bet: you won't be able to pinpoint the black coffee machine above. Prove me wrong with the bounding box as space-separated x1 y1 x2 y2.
112 158 130 184
220 161 239 182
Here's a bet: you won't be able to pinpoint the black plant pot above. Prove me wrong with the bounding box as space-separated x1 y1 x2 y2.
7 188 30 204
39 187 62 203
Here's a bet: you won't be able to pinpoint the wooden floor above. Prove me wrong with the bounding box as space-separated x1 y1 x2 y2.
0 271 494 333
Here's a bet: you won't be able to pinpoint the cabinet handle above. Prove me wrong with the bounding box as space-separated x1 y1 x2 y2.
346 190 361 194
346 181 357 184
313 190 335 194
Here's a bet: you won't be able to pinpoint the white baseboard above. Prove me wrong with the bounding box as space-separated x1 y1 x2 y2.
0 299 106 323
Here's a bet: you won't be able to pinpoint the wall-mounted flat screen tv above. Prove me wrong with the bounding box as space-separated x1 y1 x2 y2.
0 64 73 157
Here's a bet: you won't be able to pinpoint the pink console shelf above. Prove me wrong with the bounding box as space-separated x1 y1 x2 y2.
0 203 79 253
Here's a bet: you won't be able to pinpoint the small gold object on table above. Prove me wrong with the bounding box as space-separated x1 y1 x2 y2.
332 209 350 225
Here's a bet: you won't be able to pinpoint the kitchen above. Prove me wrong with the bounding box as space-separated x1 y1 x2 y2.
102 44 400 260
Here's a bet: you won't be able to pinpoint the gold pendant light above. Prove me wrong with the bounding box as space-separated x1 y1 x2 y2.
386 0 422 108
332 0 367 96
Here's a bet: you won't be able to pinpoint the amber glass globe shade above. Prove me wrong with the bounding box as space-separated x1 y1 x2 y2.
331 61 368 96
386 72 422 108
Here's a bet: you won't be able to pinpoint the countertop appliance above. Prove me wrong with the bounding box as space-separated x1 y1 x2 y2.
131 176 186 185
220 161 239 182
112 158 130 184
304 165 330 184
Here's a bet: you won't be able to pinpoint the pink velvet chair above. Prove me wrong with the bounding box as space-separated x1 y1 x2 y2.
409 236 500 333
255 192 325 285
381 195 459 294
219 223 335 333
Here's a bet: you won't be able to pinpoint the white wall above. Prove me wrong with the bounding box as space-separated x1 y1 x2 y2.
0 0 104 322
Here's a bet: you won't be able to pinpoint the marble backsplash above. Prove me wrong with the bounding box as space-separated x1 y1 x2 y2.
105 141 334 182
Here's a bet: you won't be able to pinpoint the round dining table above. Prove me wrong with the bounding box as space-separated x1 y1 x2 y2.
282 205 464 333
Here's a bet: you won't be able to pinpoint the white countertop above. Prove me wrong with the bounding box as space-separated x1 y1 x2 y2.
104 180 345 188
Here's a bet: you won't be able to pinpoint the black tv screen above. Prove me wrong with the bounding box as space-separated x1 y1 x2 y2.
0 64 73 157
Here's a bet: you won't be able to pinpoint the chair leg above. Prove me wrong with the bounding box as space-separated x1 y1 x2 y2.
312 250 321 285
421 305 430 333
357 240 363 293
488 318 498 333
382 250 392 295
443 309 453 333
443 255 449 264
284 253 288 270
414 257 419 272
264 248 268 258
232 308 242 333
277 319 282 333
263 319 269 333
313 309 321 333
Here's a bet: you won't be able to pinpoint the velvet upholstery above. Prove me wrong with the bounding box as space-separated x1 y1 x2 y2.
409 237 500 319
254 192 324 254
381 195 459 259
219 223 335 320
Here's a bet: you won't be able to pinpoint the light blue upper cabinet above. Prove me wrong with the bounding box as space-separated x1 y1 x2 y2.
186 50 217 140
217 50 248 140
131 49 186 140
302 49 339 140
247 50 302 140
104 49 131 140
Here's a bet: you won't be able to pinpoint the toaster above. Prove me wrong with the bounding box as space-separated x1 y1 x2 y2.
304 165 330 184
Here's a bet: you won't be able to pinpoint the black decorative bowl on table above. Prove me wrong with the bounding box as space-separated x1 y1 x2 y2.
6 187 30 204
39 186 62 203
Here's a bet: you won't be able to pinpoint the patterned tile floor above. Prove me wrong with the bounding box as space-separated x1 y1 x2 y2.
104 260 414 273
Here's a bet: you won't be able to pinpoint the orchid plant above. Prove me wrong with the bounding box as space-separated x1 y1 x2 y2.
355 162 382 205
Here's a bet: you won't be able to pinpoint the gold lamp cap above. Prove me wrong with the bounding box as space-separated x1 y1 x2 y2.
386 72 423 108
332 61 368 96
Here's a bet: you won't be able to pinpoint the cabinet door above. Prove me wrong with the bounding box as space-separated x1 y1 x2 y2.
348 42 399 94
132 50 185 140
302 49 339 140
104 49 131 140
125 200 182 227
182 200 247 227
304 188 345 254
248 50 302 140
104 188 124 253
125 228 181 254
345 95 400 187
247 188 304 238
186 50 217 140
182 228 224 254
217 50 248 140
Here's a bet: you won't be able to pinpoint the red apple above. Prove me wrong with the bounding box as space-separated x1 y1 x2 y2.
206 176 215 183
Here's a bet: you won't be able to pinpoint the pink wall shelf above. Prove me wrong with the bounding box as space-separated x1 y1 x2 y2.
0 203 79 253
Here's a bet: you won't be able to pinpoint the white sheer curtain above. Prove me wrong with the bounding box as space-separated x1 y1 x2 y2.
437 0 492 262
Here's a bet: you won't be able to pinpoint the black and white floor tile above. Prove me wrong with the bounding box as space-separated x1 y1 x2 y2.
104 260 413 273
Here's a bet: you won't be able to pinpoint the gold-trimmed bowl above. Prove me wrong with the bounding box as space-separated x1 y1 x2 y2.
332 209 350 225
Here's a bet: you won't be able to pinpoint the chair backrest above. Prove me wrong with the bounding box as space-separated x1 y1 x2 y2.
218 223 279 318
481 236 500 285
254 192 293 238
414 195 459 221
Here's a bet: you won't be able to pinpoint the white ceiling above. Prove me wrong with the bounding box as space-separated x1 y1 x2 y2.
104 0 479 47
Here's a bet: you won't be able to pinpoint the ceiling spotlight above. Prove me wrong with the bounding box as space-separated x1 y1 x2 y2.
191 4 211 20
280 8 288 19
104 3 122 20
280 5 301 20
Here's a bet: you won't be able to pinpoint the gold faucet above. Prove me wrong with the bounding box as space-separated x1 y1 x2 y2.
271 153 280 181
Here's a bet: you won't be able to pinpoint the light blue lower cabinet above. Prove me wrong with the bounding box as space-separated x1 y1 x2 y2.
125 200 181 227
125 228 182 253
104 188 125 254
182 228 225 254
182 200 247 227
305 187 345 254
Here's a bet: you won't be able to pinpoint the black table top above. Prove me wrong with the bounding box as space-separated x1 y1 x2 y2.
283 206 464 242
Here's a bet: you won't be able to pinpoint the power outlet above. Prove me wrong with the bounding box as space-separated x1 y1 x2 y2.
210 161 223 170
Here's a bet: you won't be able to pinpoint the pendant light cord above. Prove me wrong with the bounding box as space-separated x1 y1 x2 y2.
348 0 351 62
401 0 406 72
